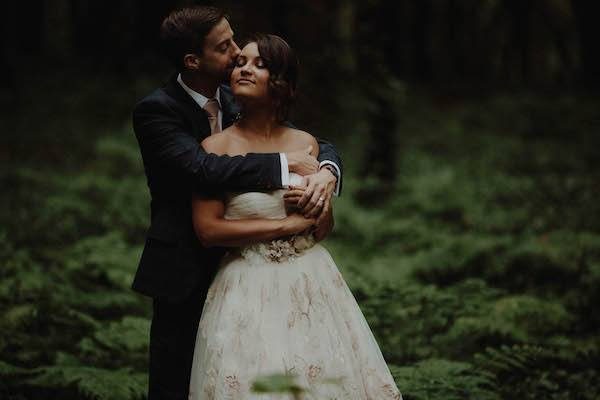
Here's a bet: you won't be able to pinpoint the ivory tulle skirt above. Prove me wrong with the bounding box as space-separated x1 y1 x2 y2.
189 242 402 400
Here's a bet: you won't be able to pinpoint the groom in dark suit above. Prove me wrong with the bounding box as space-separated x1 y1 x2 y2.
132 6 343 400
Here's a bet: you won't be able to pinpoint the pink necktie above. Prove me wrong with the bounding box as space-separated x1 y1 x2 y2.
203 98 221 134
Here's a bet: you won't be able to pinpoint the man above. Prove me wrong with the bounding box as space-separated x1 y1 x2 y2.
132 6 342 399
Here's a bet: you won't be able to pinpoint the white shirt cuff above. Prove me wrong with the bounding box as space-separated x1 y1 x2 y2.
279 153 290 188
319 160 341 196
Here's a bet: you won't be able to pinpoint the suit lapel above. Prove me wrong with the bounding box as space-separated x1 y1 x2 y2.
162 77 241 138
163 75 211 139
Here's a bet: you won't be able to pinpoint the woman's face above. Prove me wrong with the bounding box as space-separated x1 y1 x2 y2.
231 42 270 102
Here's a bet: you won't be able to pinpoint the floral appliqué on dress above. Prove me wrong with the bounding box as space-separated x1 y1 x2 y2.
240 234 315 263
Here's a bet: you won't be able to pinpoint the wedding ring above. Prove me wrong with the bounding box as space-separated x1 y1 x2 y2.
318 196 325 203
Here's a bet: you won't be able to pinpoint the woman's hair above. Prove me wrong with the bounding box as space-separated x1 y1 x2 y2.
160 6 228 71
243 33 299 122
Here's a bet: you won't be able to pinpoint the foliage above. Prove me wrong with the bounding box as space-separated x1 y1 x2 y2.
251 373 306 397
390 359 499 400
27 364 146 400
2 85 599 400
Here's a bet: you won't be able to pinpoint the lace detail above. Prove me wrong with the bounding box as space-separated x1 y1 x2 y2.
240 234 316 263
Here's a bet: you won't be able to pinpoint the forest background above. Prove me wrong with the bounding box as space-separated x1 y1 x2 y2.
1 0 599 399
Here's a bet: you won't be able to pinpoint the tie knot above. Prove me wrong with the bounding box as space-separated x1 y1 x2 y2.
204 98 220 119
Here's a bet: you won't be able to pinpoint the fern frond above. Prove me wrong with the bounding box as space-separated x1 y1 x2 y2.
0 360 28 377
390 359 500 400
92 316 150 353
28 365 147 400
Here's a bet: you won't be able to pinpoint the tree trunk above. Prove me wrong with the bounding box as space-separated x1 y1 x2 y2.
43 0 72 60
571 0 600 88
412 0 433 82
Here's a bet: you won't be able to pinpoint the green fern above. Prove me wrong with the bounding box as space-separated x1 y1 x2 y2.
390 359 499 400
475 344 600 400
251 373 307 396
0 360 28 376
3 91 600 400
27 364 147 400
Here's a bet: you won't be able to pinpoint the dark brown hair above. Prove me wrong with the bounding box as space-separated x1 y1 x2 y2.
244 33 299 122
160 6 227 71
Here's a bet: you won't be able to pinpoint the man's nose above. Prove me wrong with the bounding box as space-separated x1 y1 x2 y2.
231 42 241 58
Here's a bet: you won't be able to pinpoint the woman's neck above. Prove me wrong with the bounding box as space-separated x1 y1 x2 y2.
236 104 280 139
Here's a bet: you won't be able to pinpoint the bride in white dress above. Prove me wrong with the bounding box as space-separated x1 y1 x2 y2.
189 34 401 400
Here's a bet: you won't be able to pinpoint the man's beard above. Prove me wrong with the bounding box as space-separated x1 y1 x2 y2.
221 65 235 84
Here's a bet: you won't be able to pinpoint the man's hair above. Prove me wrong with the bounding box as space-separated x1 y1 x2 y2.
160 6 227 71
243 33 299 122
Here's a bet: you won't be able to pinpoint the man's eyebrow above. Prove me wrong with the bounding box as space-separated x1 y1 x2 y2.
215 31 235 47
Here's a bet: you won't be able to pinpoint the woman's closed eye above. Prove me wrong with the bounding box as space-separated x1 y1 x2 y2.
235 56 266 69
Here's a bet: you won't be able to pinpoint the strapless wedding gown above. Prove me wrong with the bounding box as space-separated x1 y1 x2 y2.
189 174 402 400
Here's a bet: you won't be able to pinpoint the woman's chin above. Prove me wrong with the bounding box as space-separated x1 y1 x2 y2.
231 89 261 102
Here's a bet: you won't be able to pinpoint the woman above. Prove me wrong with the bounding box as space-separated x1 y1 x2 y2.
189 34 401 400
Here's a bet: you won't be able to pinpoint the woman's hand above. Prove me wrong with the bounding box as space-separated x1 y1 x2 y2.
296 168 337 218
284 181 335 241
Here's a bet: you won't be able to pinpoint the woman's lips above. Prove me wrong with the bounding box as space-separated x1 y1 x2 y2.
236 79 255 84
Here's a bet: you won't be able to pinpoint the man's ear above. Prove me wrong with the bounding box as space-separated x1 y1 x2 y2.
183 53 202 71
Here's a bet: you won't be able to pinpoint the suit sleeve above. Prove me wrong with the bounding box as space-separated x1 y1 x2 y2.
283 120 344 195
316 137 343 195
133 98 283 192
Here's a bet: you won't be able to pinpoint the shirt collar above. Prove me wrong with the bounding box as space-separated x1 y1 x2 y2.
177 73 221 110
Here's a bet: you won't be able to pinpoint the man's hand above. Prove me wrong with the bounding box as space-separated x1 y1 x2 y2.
283 185 307 214
292 168 337 219
286 146 319 176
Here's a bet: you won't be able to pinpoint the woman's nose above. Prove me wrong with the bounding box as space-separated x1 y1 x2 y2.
240 64 252 75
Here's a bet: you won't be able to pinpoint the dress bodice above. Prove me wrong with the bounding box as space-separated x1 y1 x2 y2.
224 173 304 220
222 173 315 263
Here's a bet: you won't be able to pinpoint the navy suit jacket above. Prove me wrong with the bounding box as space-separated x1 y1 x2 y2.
132 75 343 302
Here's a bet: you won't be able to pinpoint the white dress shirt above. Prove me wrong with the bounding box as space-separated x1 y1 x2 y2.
177 74 223 132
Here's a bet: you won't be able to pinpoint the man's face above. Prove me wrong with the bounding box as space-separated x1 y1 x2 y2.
196 18 241 83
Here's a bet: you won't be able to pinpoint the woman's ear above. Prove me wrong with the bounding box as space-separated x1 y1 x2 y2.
183 53 202 71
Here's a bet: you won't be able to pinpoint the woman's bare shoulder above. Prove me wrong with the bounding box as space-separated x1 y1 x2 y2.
284 128 319 155
200 128 241 156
